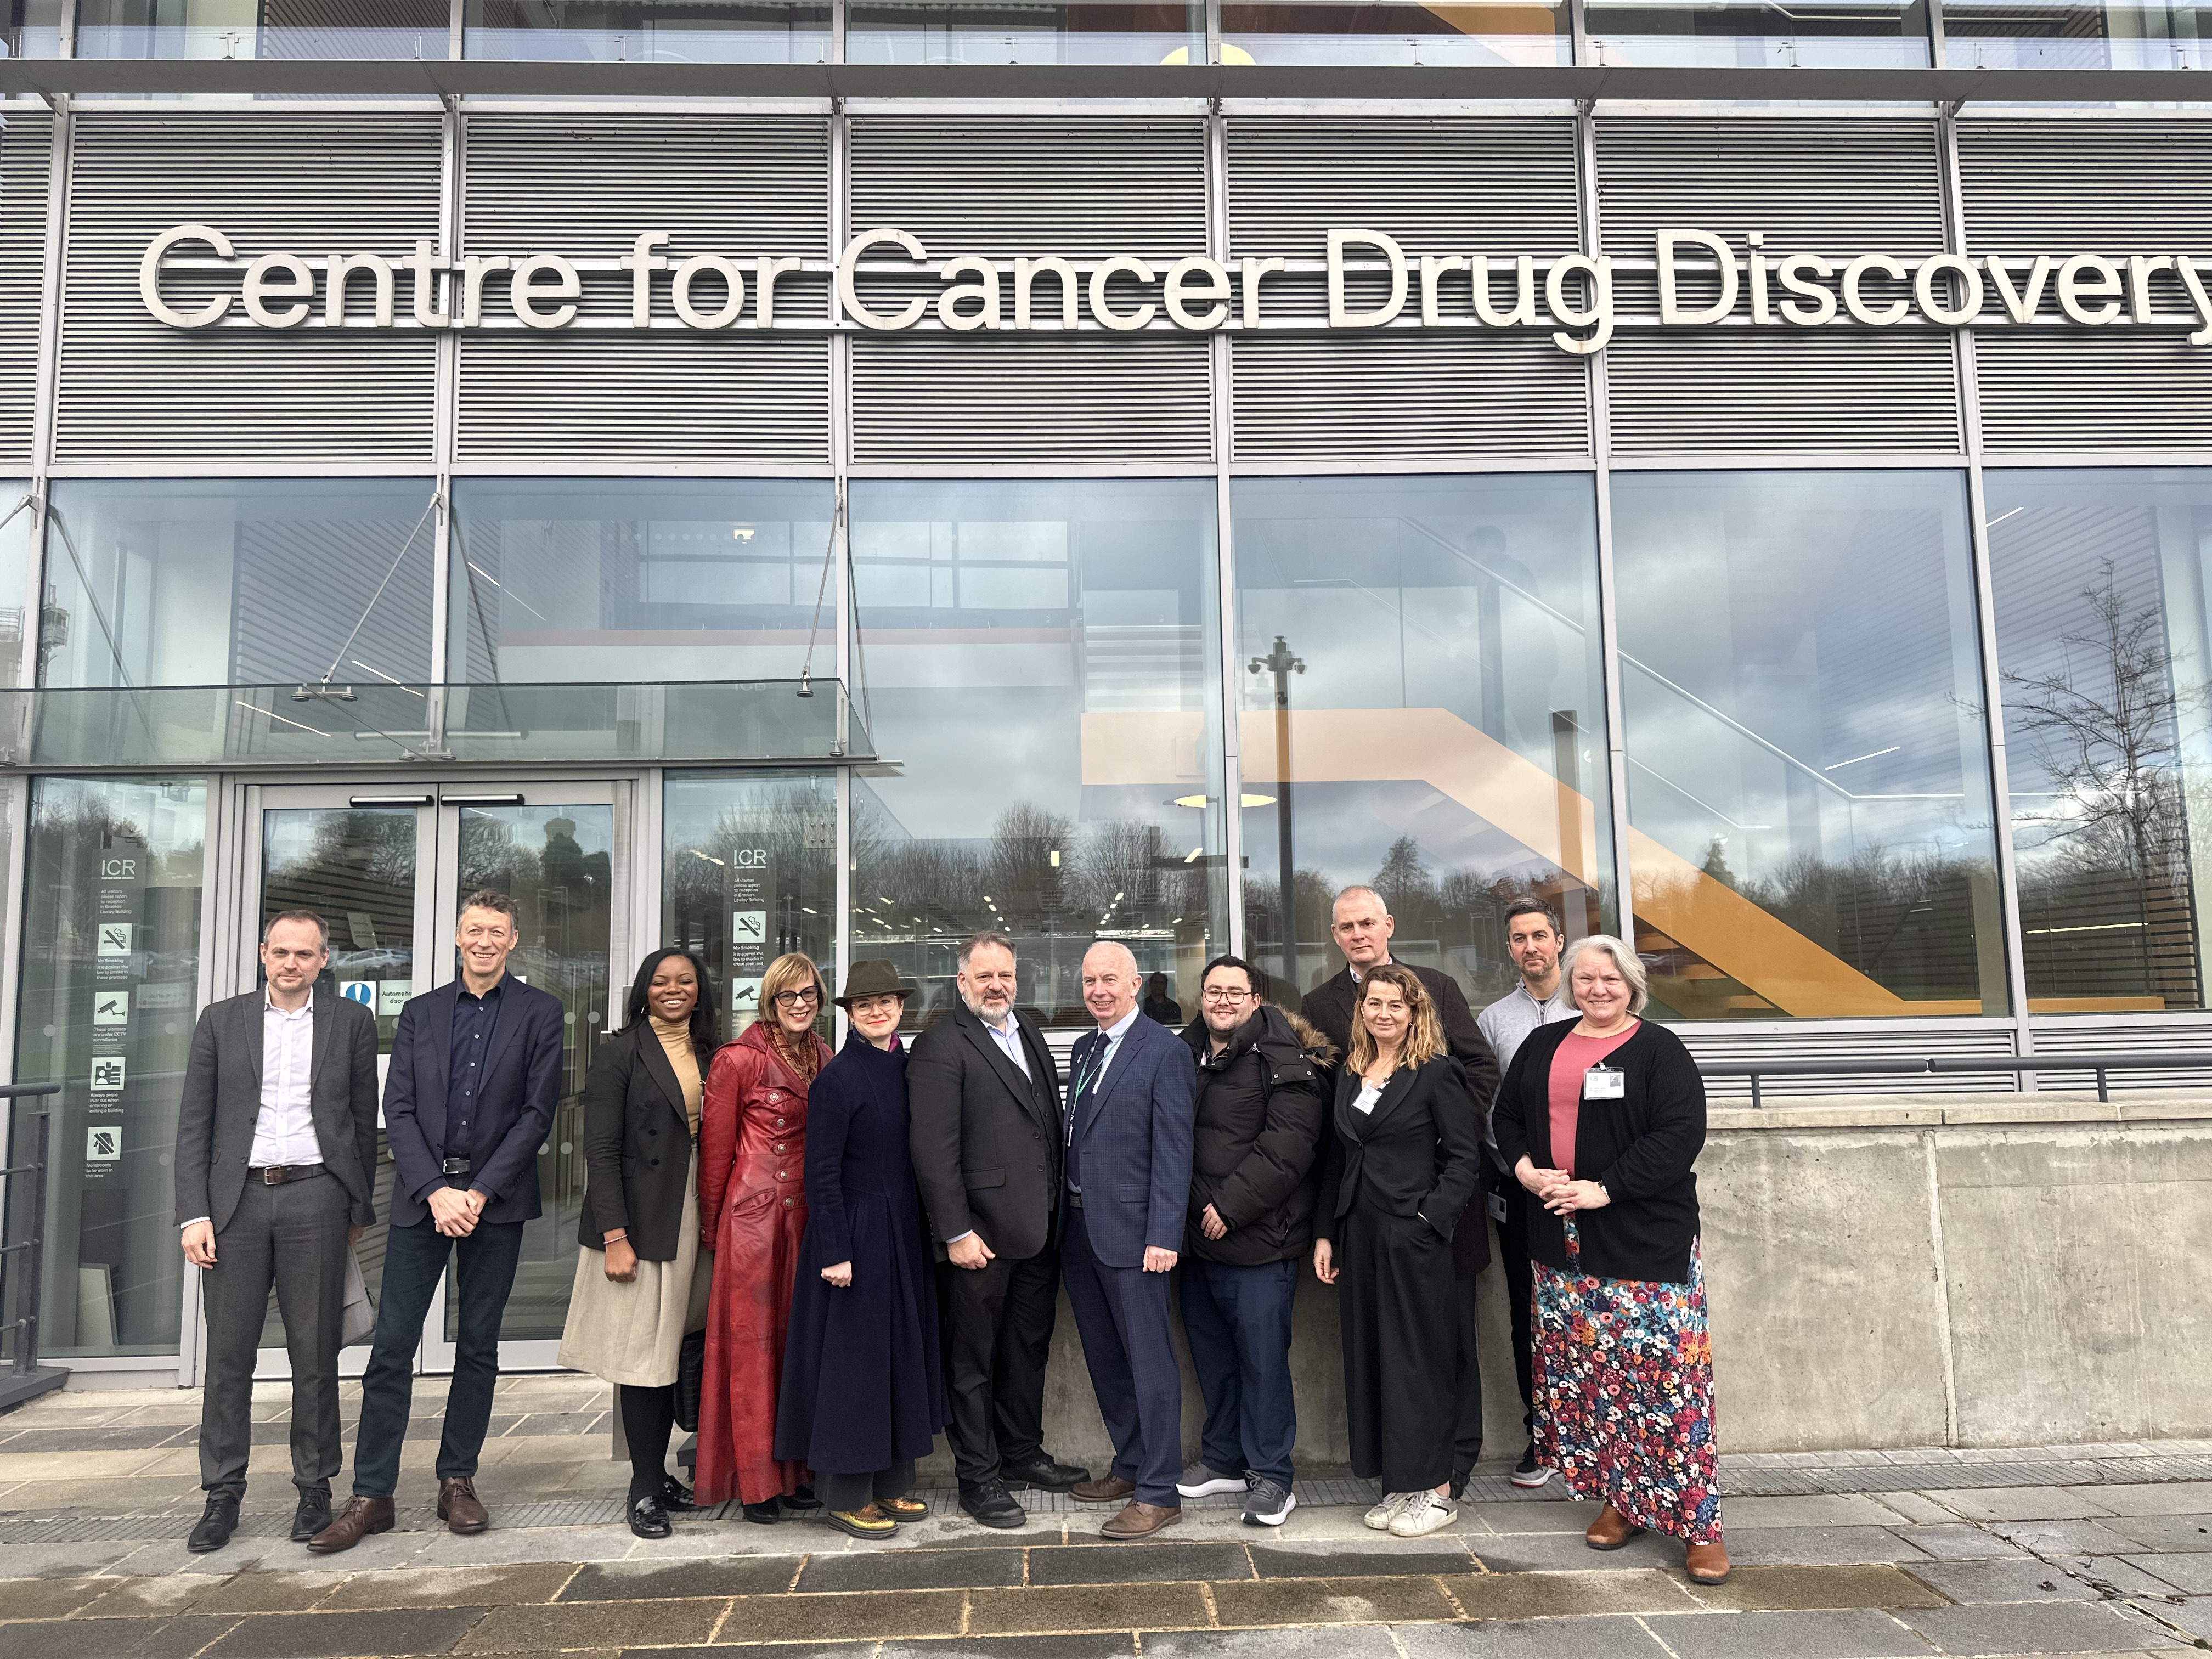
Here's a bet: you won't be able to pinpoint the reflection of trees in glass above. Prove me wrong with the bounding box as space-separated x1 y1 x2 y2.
2003 560 2200 1007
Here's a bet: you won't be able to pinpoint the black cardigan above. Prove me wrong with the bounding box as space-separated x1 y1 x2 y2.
1492 1018 1706 1285
576 1022 699 1262
1313 1053 1485 1259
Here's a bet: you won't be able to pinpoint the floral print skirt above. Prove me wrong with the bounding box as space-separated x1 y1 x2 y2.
1532 1223 1723 1543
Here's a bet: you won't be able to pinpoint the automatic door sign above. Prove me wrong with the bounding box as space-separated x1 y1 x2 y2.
86 1126 121 1163
341 980 376 1008
91 1056 127 1092
93 991 131 1027
97 922 134 956
732 978 763 1018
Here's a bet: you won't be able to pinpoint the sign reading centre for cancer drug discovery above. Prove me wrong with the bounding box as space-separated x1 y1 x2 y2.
139 223 2212 358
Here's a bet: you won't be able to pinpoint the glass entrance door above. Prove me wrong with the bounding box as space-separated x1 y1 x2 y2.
237 781 628 1377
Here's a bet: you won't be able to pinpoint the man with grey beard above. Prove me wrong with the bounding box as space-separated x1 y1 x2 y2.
909 930 1089 1529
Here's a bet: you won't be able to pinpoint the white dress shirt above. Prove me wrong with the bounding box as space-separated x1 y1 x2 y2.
1065 1006 1141 1196
981 1008 1029 1077
251 993 323 1167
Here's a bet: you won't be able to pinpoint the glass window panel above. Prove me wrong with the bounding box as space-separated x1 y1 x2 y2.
0 479 30 689
1231 474 1613 1008
76 0 451 59
464 0 832 62
845 2 1204 65
663 771 837 1034
1942 0 2207 68
40 479 438 691
4 0 67 57
10 777 205 1358
449 478 834 686
1987 469 2212 1013
1613 469 2006 1020
1222 0 1571 67
1584 0 1933 67
849 478 1228 1031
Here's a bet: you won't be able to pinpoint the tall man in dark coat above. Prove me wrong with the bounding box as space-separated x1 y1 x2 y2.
1059 940 1198 1539
311 889 563 1553
175 910 380 1554
1300 883 1500 1496
1175 953 1325 1528
908 929 1089 1530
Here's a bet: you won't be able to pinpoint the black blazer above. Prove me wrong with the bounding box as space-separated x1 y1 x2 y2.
907 1000 1064 1261
174 991 380 1233
576 1023 699 1262
1313 1053 1485 1263
1302 963 1499 1276
1493 1018 1706 1285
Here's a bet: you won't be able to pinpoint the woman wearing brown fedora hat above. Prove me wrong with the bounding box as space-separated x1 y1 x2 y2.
774 960 950 1539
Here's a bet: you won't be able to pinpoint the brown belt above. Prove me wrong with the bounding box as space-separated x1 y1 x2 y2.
248 1163 325 1185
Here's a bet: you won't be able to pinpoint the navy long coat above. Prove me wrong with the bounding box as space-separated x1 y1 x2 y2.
774 1031 949 1475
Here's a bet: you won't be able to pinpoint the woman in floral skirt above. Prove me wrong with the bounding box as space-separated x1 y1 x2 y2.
1492 933 1728 1585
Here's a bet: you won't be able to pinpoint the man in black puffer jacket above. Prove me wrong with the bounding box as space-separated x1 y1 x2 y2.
1173 954 1328 1528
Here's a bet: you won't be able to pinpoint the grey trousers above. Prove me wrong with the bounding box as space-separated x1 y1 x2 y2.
198 1170 351 1498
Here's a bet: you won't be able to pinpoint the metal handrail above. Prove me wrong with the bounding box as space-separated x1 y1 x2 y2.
1697 1053 2212 1109
0 1084 59 1386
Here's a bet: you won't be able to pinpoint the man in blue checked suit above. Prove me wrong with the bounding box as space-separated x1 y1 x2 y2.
1059 940 1198 1538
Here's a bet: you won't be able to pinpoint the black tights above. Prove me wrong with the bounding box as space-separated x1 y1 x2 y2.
619 1383 677 1501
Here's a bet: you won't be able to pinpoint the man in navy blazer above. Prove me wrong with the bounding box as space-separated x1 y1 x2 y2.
309 889 562 1554
1060 940 1198 1538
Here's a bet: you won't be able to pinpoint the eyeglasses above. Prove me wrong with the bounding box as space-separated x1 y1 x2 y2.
771 988 822 1009
1202 988 1254 1004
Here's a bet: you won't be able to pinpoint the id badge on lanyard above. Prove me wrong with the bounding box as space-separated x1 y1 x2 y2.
1582 1063 1625 1102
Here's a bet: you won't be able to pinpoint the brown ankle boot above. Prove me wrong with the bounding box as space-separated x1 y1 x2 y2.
1685 1538 1731 1583
438 1475 490 1534
1584 1503 1645 1550
306 1494 394 1555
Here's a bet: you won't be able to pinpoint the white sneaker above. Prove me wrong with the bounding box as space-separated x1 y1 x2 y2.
1364 1491 1412 1530
1175 1462 1248 1499
1389 1491 1458 1538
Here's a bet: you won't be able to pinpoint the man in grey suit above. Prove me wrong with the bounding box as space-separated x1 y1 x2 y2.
176 910 380 1554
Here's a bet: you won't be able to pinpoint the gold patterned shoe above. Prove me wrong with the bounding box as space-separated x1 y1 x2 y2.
880 1495 929 1524
830 1503 898 1539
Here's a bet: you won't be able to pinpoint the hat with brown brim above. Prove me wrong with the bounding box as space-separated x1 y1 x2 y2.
835 958 918 1008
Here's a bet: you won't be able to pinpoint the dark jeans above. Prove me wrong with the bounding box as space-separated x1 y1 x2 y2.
352 1212 524 1498
1180 1255 1298 1491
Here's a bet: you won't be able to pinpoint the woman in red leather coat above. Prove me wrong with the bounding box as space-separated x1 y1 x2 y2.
694 951 835 1520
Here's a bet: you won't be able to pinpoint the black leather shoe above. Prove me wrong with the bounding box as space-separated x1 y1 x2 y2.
742 1498 782 1525
290 1489 332 1543
959 1478 1026 1530
782 1482 822 1511
629 1492 673 1539
188 1493 239 1554
658 1476 697 1513
1003 1454 1089 1493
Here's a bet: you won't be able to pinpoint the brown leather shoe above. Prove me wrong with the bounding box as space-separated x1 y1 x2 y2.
1685 1539 1731 1584
438 1476 490 1534
1070 1474 1137 1504
306 1494 394 1555
1585 1503 1645 1550
1099 1500 1183 1539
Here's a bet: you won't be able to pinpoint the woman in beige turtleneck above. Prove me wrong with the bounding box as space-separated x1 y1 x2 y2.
559 948 719 1539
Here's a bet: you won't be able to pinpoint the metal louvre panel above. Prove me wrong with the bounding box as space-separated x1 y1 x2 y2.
58 111 440 463
847 119 1208 465
0 112 52 465
1595 118 1946 256
851 335 1210 466
2027 1017 2212 1091
1957 120 2212 255
1976 329 2212 452
458 114 830 463
848 116 1207 258
1232 333 1588 461
1606 328 1961 454
1678 1023 2021 1099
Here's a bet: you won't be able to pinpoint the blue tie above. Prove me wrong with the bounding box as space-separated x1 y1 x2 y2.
1068 1035 1101 1193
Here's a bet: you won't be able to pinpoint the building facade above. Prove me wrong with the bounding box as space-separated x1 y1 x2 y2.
0 3 2207 1391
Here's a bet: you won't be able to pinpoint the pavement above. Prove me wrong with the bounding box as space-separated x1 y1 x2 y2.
1 1376 2210 1657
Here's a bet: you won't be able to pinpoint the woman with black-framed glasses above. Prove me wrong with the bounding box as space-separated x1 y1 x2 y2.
695 951 834 1521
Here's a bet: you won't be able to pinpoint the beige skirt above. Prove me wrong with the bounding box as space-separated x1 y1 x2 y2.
557 1156 712 1389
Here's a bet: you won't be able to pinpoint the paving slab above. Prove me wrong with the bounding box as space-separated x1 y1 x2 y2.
1443 1567 1699 1620
0 1612 246 1659
1727 1526 1936 1566
198 1605 490 1657
1248 1543 1481 1578
1880 1492 1965 1525
1142 1630 1398 1658
1391 1613 1677 1656
1465 1528 1682 1572
1905 1556 2112 1604
1639 1606 1931 1658
1722 1495 1912 1529
1895 1526 2034 1561
1210 1572 1462 1626
1025 1542 1252 1585
562 1558 797 1600
965 1582 1215 1634
1897 1600 2176 1654
711 1588 967 1644
1947 1488 2125 1523
320 1561 583 1608
2084 1486 2212 1517
2131 1595 2212 1641
2124 1554 2212 1594
1675 1562 1950 1611
2103 1516 2212 1553
1460 1499 1601 1536
1989 1520 2147 1556
456 1595 729 1651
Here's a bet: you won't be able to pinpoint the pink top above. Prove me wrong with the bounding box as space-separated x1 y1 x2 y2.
1545 1023 1640 1178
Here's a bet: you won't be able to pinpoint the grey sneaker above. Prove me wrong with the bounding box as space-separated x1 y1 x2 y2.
1242 1475 1296 1527
1175 1462 1247 1499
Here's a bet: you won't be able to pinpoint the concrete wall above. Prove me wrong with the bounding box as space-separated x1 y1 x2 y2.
952 1092 2212 1474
